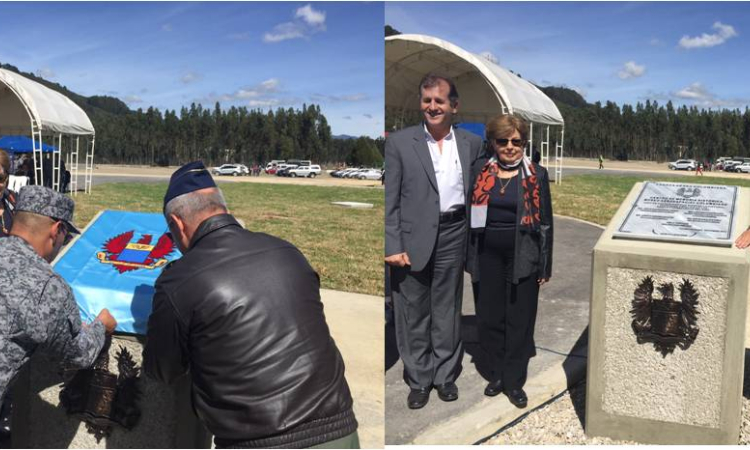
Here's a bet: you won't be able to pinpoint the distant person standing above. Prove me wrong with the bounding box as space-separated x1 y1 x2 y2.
696 163 703 176
598 154 604 170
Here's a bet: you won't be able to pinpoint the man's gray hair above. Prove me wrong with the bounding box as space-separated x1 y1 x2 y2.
164 188 228 223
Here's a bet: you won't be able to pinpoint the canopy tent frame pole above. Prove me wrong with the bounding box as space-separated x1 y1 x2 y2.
527 122 533 159
555 127 564 185
52 134 62 192
85 136 95 194
541 125 550 168
31 128 43 187
70 137 79 196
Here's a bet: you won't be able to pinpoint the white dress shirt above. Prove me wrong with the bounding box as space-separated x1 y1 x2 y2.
424 124 464 213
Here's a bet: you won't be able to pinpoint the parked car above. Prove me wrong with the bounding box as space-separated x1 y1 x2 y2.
667 159 697 171
288 165 322 178
276 164 299 176
332 168 356 178
212 164 249 176
357 169 383 180
736 162 750 173
345 169 367 179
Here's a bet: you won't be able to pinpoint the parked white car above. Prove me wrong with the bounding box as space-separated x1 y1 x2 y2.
213 164 249 176
667 159 697 171
736 162 750 173
357 169 383 180
288 165 322 178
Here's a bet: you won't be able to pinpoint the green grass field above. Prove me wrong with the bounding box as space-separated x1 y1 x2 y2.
72 182 384 296
551 174 750 225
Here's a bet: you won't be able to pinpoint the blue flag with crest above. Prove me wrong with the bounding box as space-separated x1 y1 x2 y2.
53 210 182 335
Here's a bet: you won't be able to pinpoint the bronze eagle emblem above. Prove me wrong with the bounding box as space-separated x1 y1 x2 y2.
630 276 700 357
59 337 142 441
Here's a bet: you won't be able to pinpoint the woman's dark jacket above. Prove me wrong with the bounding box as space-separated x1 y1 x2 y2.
466 156 554 284
143 214 356 448
1 189 15 237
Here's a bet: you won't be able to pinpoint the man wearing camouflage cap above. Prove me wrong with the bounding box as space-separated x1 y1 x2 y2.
143 161 358 448
0 185 116 445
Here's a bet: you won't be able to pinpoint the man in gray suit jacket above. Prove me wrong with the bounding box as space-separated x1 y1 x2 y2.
385 74 482 409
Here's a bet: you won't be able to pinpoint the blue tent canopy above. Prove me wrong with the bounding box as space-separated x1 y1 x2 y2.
455 122 486 139
0 135 57 153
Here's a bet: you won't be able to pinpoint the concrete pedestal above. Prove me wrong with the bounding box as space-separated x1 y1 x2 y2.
10 335 211 448
586 183 750 444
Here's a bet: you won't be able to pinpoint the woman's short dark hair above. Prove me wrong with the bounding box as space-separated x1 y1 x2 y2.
418 74 459 107
486 114 529 142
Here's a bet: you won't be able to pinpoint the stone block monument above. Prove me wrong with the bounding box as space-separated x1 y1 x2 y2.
586 181 750 444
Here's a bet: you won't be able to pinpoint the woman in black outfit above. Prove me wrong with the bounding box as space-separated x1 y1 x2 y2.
466 114 553 408
0 150 16 238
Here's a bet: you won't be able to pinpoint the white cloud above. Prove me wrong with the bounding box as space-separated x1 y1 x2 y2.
264 22 306 43
181 72 202 84
650 38 663 46
670 81 750 108
479 51 498 64
295 4 326 28
123 95 143 104
310 93 367 103
618 61 646 80
263 4 326 43
35 68 55 79
162 23 173 32
679 21 737 49
199 78 284 107
247 99 281 108
674 82 710 101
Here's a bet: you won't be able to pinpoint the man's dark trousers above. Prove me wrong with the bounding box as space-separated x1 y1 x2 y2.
392 215 466 389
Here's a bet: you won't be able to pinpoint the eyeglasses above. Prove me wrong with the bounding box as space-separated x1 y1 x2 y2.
494 138 525 148
54 219 73 245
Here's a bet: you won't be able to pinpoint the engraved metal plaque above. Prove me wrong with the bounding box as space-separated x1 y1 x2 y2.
614 182 738 246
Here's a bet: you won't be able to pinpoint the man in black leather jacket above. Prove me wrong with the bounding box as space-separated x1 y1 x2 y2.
143 161 358 449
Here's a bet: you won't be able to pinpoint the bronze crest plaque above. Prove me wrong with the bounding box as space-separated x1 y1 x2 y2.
59 337 142 441
631 276 700 356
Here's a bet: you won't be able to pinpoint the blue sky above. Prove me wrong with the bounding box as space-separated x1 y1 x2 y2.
386 2 750 110
0 2 384 137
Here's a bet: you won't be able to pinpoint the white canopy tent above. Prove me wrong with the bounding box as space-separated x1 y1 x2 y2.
0 68 96 194
386 34 565 183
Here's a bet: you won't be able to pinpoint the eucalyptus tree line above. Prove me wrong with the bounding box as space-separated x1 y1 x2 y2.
558 99 750 163
91 103 384 167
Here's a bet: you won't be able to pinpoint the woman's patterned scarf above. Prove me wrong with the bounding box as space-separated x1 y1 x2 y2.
470 155 541 232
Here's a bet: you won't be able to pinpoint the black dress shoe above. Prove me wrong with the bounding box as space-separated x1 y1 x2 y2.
504 388 528 408
407 387 431 409
484 380 503 397
435 382 458 402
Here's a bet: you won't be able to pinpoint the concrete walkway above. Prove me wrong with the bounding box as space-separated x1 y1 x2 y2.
384 216 603 445
321 289 384 449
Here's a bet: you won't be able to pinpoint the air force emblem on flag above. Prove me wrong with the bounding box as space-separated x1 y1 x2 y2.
97 231 175 273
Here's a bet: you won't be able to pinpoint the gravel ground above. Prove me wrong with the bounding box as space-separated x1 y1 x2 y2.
484 359 750 445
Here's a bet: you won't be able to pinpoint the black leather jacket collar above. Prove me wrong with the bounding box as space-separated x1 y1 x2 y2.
189 213 241 250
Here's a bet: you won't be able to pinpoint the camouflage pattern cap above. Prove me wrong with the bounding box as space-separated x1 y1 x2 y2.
15 185 81 234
